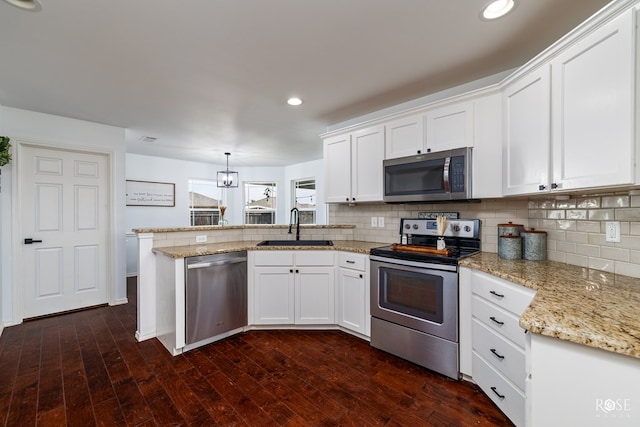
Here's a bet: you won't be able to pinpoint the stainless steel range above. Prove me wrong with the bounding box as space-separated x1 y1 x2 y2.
370 217 481 380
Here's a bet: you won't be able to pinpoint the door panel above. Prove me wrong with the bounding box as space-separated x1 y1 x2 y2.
21 144 109 318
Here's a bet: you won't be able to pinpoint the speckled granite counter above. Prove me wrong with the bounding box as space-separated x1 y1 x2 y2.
152 240 383 258
133 224 354 234
460 252 640 359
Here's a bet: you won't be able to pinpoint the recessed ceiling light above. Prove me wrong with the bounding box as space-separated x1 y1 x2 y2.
2 0 42 11
287 97 303 106
481 0 515 20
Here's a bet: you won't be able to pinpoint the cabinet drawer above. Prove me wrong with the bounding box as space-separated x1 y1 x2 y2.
472 319 526 391
337 252 366 271
472 271 535 315
253 251 295 266
472 295 527 349
472 352 524 427
295 251 335 266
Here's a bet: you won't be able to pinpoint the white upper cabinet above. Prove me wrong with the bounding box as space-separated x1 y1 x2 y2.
385 115 424 159
502 65 552 196
503 8 635 196
385 102 475 160
324 125 385 203
323 133 352 203
550 9 635 191
425 102 474 153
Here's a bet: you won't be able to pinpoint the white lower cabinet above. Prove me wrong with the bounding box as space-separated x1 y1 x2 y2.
470 270 535 426
252 250 335 325
336 252 370 336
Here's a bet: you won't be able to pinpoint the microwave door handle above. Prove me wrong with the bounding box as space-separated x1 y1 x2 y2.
443 156 451 193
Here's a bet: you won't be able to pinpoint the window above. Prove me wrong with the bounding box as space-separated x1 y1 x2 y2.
244 182 276 224
292 178 316 224
188 179 221 225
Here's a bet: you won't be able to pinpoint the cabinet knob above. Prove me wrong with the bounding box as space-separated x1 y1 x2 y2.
352 197 356 201
551 182 559 189
359 274 363 278
345 197 349 202
538 184 546 191
417 150 421 154
295 269 299 273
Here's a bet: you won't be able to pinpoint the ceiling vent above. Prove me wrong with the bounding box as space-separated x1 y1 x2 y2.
139 136 158 143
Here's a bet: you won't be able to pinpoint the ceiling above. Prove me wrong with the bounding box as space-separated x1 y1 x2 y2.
0 0 613 166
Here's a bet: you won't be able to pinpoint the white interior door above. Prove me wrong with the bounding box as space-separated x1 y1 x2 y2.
20 144 110 318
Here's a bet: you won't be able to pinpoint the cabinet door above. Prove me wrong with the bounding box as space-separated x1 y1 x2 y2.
385 115 424 159
425 102 474 152
351 125 385 202
471 92 503 199
337 267 367 335
551 10 634 190
295 267 335 324
323 133 352 203
502 65 551 195
254 267 295 324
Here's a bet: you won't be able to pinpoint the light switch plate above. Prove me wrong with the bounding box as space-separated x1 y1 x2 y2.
195 235 207 243
371 217 378 227
378 217 385 228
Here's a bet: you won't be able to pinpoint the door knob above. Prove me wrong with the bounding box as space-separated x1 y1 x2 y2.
24 238 43 244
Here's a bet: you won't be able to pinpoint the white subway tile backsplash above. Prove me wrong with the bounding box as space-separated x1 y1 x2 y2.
602 196 629 208
588 258 614 273
600 246 630 262
329 193 640 278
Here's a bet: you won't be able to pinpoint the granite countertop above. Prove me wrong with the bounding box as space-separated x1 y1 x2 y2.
152 240 384 258
134 224 355 234
460 252 640 359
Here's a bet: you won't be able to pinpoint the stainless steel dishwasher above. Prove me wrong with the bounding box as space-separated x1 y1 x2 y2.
185 251 247 344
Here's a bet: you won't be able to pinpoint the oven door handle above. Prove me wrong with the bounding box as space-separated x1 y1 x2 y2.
443 156 451 193
369 255 458 272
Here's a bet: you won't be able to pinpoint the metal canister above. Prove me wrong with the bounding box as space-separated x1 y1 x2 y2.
498 222 524 237
521 228 547 261
498 234 522 260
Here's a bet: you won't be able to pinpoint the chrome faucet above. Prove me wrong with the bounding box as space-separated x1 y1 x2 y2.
289 207 300 240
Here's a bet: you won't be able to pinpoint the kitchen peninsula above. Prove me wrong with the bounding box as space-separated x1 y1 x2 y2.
133 224 381 351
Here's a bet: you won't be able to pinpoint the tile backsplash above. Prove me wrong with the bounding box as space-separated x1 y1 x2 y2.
329 193 640 279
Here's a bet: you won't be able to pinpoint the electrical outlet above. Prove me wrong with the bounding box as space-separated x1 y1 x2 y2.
605 222 620 243
195 235 207 243
378 217 385 228
371 217 378 227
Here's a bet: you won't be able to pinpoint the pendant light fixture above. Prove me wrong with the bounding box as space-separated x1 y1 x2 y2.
217 152 239 188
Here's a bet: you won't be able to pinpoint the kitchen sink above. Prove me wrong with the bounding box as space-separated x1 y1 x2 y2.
256 240 334 247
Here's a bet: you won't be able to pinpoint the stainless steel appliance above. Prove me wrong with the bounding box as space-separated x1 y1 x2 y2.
370 218 481 379
383 147 473 203
185 251 247 345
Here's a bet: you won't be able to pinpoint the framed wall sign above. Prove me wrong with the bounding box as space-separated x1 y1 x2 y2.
126 180 175 207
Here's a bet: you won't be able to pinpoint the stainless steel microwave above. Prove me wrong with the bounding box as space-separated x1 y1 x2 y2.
383 147 473 203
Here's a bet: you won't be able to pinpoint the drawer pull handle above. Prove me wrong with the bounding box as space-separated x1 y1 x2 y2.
489 316 504 326
490 348 505 360
489 290 505 298
491 386 505 400
346 260 356 264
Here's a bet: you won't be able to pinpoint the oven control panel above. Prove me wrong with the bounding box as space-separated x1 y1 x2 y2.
400 218 480 239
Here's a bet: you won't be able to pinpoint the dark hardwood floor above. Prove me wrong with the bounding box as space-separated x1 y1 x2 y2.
0 278 513 426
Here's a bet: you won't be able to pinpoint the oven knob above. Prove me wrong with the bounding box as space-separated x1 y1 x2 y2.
464 225 471 232
412 224 419 230
452 224 460 232
404 224 411 230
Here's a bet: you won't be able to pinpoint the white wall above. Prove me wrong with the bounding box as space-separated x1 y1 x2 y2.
0 106 127 326
126 154 325 231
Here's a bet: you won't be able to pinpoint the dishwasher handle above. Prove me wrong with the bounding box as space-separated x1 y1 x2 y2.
187 256 247 270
